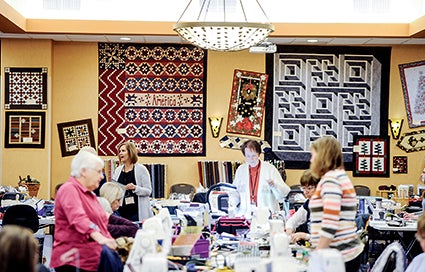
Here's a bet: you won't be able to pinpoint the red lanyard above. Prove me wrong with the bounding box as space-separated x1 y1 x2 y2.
249 162 260 204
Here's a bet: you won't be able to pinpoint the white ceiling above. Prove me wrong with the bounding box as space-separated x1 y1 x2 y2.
2 32 425 46
2 0 425 45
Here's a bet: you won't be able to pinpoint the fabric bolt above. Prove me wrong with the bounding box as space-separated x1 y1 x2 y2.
309 169 364 262
51 177 112 271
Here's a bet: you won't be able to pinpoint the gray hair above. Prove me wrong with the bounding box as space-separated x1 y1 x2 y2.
99 182 124 205
70 151 104 178
98 197 113 214
78 146 97 155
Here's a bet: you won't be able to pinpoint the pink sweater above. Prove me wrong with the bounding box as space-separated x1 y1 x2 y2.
51 177 112 271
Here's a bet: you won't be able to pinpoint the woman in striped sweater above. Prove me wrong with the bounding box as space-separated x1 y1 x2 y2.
309 136 364 272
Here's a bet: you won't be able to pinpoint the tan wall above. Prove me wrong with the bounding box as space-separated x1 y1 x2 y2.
0 39 52 200
2 40 425 199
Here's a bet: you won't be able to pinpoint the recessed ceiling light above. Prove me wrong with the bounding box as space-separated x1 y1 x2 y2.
120 37 131 41
307 39 318 43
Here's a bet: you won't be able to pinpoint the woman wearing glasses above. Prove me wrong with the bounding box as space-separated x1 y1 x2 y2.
285 170 319 244
232 140 290 218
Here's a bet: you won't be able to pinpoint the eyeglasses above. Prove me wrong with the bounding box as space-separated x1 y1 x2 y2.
300 186 316 192
415 233 425 242
88 168 103 174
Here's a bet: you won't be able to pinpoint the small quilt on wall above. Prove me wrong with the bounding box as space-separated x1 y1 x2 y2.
226 69 268 137
4 67 48 109
5 111 46 148
57 119 96 157
352 135 389 177
396 129 425 152
98 43 207 156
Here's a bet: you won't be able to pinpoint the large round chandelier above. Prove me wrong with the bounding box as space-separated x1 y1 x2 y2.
173 0 274 52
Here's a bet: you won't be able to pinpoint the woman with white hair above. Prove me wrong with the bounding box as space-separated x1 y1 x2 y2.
99 182 139 238
51 151 117 272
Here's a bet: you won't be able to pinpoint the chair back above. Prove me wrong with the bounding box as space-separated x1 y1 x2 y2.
354 185 371 196
170 183 196 200
370 241 407 272
2 204 39 233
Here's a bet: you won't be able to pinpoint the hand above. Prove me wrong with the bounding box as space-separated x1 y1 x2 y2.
291 232 308 243
403 212 418 221
267 179 275 188
103 238 118 250
125 183 136 190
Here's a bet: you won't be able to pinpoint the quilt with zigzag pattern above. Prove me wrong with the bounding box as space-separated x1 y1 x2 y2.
98 43 207 156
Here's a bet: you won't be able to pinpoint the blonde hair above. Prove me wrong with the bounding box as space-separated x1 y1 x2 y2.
117 142 139 164
100 182 124 206
310 136 343 178
98 197 113 214
418 212 425 235
0 225 38 272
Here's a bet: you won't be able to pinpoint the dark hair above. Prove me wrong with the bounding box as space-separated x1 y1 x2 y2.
299 169 320 187
241 140 261 156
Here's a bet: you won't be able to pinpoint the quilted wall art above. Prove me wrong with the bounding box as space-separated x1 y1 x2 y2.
265 46 391 169
57 119 96 157
352 135 389 177
98 43 207 156
4 67 48 110
226 69 268 137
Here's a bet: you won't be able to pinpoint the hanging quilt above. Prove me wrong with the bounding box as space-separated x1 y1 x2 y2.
352 135 389 177
265 45 391 169
226 69 268 137
98 43 207 156
4 67 48 110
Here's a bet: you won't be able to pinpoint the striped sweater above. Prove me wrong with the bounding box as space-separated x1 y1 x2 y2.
309 169 364 262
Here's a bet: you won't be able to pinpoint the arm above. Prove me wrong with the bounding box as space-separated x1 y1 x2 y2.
291 232 311 243
133 164 152 196
108 214 139 238
285 205 308 233
316 179 342 249
266 163 290 201
90 231 117 249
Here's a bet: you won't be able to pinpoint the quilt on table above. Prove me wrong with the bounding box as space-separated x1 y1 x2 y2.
265 46 390 169
98 43 207 156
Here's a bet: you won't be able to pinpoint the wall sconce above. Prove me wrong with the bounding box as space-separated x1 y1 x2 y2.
208 117 223 138
389 119 404 139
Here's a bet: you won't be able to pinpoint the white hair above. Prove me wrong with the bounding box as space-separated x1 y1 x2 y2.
78 146 97 155
100 182 124 205
70 151 104 178
98 197 113 214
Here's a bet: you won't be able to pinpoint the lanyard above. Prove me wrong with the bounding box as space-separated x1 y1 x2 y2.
249 161 261 205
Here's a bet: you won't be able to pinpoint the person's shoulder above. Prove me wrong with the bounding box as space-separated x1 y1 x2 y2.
407 252 425 271
135 163 149 171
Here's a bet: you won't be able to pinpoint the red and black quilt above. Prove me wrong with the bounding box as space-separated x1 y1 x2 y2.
98 43 207 156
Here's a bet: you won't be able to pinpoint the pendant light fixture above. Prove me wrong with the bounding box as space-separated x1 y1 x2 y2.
173 0 274 52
